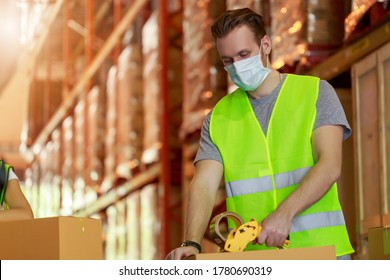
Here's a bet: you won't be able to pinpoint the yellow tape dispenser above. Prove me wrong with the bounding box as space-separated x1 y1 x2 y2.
209 211 290 252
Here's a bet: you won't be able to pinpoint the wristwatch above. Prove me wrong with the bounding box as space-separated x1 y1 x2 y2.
181 240 202 253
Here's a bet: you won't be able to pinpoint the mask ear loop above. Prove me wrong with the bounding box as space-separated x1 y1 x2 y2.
259 41 269 68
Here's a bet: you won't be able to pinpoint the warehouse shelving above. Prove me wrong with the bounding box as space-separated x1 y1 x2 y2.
17 0 182 260
306 18 390 80
74 162 160 217
27 0 149 156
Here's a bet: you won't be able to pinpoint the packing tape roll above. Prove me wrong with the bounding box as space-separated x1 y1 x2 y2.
208 211 244 250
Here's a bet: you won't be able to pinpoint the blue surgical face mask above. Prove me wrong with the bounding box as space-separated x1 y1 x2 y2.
224 49 271 92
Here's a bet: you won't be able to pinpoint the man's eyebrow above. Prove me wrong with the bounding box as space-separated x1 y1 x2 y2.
221 49 251 59
220 55 232 59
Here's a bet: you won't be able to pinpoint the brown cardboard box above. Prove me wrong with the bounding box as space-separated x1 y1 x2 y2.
188 246 336 260
368 226 390 260
0 216 103 260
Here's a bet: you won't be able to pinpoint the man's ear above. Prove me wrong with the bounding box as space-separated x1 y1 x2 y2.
261 35 272 55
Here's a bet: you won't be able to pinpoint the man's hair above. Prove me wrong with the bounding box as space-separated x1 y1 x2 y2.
211 8 266 46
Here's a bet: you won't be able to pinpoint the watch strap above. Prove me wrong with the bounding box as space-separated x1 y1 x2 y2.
181 240 201 253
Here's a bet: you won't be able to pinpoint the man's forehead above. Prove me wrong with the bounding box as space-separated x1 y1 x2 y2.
216 26 258 56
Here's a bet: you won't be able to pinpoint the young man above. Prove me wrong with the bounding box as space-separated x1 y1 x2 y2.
167 8 354 260
0 160 34 221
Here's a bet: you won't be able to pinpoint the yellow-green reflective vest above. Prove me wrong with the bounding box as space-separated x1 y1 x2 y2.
210 74 354 256
0 160 13 205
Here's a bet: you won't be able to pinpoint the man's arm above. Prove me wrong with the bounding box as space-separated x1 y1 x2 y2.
0 179 34 221
185 160 223 242
167 159 223 259
257 125 343 247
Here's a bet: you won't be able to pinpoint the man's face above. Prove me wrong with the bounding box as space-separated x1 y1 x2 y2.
216 25 260 66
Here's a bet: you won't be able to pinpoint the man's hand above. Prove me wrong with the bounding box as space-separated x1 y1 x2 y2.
256 209 292 248
165 246 199 260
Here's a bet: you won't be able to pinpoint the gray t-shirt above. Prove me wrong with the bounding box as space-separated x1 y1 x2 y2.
195 75 351 164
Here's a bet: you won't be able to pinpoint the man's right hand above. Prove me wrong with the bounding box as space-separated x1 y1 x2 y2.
165 246 199 260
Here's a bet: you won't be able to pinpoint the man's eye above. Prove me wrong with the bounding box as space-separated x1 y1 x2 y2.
223 60 233 65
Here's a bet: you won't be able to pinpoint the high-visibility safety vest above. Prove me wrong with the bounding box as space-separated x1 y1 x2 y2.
0 160 13 205
210 74 354 256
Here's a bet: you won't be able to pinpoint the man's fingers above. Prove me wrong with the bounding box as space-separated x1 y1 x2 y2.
257 230 267 245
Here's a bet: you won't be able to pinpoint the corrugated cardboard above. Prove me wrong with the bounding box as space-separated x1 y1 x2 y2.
187 246 336 260
368 225 390 260
0 216 103 260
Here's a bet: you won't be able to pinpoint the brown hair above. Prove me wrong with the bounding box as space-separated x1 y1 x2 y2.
211 8 266 46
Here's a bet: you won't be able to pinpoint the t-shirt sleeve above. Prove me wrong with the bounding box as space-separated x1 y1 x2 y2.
194 110 223 164
315 80 352 141
8 168 19 181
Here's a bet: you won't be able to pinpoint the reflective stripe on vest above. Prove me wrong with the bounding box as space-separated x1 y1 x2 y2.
210 74 354 256
291 211 346 232
229 210 346 233
226 167 311 197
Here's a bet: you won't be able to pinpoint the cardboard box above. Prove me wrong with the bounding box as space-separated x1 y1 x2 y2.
188 246 336 260
0 216 103 260
368 226 390 260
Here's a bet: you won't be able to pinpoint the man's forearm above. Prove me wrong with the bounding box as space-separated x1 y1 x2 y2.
276 155 341 219
184 184 216 244
183 160 223 245
0 209 34 221
277 125 343 218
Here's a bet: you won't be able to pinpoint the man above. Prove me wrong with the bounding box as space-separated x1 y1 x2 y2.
0 160 34 221
167 8 354 260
